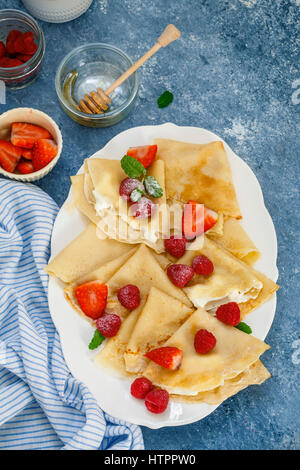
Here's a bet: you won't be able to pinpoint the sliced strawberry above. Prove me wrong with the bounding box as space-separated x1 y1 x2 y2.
14 35 26 54
11 123 52 149
126 145 157 168
17 159 34 174
0 140 22 173
17 54 33 63
182 200 218 240
32 139 58 171
75 281 108 320
145 346 183 370
0 57 23 68
6 30 22 45
13 32 36 55
21 149 33 160
0 42 5 59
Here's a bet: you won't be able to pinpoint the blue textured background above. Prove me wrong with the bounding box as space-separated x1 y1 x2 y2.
0 0 299 450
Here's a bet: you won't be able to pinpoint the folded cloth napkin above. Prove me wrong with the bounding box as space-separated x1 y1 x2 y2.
0 179 144 450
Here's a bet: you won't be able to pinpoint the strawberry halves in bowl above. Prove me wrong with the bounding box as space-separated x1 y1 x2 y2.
0 108 63 182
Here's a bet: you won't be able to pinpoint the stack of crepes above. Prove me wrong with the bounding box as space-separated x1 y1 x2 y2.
46 139 278 405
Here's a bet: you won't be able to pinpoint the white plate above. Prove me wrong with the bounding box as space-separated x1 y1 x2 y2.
48 123 278 429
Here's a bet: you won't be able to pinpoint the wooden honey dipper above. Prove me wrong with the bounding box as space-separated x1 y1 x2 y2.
77 24 181 114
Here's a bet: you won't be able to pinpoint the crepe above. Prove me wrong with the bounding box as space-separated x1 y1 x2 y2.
171 360 270 404
84 157 167 252
70 174 100 225
143 308 270 395
64 248 138 321
95 306 143 377
124 287 194 373
207 216 260 265
46 223 133 283
155 138 241 218
104 244 191 319
238 268 278 318
178 236 263 312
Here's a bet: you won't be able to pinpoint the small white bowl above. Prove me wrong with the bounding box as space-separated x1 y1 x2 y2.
0 107 63 182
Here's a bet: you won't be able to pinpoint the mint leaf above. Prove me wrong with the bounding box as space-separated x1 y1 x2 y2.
144 175 163 198
89 329 105 350
157 90 173 108
130 188 144 202
121 155 146 178
235 322 252 334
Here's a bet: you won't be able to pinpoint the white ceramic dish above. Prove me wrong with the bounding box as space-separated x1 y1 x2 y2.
0 108 63 182
48 123 278 429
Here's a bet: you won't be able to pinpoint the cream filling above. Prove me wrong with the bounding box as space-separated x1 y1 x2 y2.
93 189 114 213
188 283 263 311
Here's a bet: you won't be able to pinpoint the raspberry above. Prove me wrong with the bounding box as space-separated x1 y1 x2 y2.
96 313 121 337
145 389 169 414
194 329 216 354
130 377 153 399
164 235 186 258
166 264 194 288
119 177 144 201
129 197 157 219
216 302 240 326
117 284 140 310
192 255 214 276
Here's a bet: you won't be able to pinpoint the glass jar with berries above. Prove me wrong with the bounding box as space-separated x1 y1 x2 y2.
0 9 45 89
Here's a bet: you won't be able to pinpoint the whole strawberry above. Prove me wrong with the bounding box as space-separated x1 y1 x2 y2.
32 139 58 171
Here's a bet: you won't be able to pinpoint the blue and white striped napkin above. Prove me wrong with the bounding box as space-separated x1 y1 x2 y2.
0 179 144 450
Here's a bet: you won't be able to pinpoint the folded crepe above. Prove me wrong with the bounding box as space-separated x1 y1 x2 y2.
124 287 194 374
95 246 192 376
64 248 138 321
104 244 191 319
207 216 260 265
70 174 100 225
95 305 143 377
238 267 278 318
155 138 241 218
143 308 270 395
46 222 133 283
171 360 270 404
83 157 167 252
178 236 263 313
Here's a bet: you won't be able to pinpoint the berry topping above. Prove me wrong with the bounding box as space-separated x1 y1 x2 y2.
32 139 58 171
145 389 169 414
17 159 34 174
96 313 121 337
192 255 214 276
126 145 157 168
145 346 183 370
119 177 144 201
166 264 194 288
75 281 108 320
117 284 140 310
21 149 33 160
0 140 22 173
194 329 216 354
129 196 157 219
130 377 153 399
182 200 218 240
11 122 52 149
216 302 241 326
0 42 5 59
164 235 186 258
